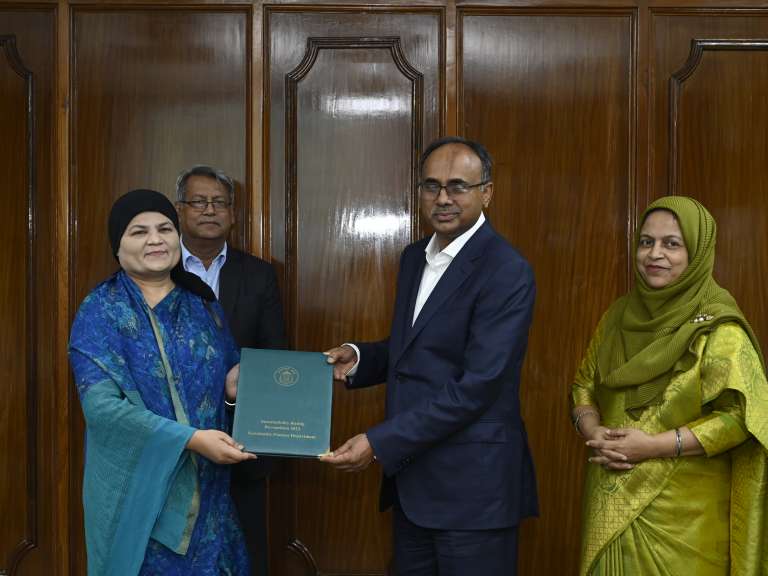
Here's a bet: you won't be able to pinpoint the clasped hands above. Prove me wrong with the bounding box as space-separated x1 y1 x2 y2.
585 426 659 471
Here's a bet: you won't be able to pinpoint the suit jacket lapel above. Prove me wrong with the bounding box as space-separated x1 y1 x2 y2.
390 245 426 359
218 249 240 319
404 252 426 335
395 224 493 364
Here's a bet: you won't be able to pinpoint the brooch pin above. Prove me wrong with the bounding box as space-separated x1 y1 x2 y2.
691 313 714 324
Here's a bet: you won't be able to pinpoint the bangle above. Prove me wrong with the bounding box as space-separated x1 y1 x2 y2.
224 399 236 408
674 428 683 457
573 410 599 437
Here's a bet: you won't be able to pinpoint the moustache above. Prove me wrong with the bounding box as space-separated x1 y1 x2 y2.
431 209 460 216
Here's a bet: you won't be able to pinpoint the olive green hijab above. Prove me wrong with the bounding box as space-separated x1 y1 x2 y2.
597 196 764 410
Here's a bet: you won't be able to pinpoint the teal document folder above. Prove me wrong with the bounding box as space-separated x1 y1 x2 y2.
232 348 333 457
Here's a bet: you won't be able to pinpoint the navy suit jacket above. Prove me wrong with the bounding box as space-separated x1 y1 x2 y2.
352 221 538 530
219 248 286 351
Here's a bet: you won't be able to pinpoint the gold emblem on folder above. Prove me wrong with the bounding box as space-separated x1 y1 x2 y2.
274 366 300 387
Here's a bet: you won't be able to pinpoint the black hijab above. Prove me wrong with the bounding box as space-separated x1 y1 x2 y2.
108 189 215 302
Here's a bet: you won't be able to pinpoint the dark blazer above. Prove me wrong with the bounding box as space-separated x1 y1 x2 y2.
353 221 538 531
219 247 286 479
219 248 286 351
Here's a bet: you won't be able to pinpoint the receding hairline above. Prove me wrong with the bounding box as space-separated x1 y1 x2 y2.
426 142 481 160
419 136 493 182
184 173 230 194
423 144 484 178
175 165 235 202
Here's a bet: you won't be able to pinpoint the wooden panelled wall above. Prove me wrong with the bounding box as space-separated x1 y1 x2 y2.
2 2 768 575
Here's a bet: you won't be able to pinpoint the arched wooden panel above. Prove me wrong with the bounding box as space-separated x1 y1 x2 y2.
651 11 768 360
285 36 423 343
265 8 442 575
459 9 635 575
0 33 36 576
287 35 419 573
650 11 768 198
669 38 768 350
0 10 59 576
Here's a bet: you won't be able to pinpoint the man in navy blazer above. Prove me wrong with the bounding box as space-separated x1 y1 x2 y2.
323 137 538 575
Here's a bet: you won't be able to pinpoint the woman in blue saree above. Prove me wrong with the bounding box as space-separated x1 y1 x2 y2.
69 189 255 575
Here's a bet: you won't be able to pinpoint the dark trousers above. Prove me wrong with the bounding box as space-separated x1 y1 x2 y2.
231 463 269 576
392 507 519 576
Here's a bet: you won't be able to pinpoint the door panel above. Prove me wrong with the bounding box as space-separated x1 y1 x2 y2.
0 10 58 574
0 33 35 576
652 13 768 349
265 8 442 575
460 9 635 574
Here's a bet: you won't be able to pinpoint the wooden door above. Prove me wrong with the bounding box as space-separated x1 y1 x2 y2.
459 8 635 573
0 31 36 576
0 11 64 575
650 11 768 348
264 7 443 575
5 3 768 576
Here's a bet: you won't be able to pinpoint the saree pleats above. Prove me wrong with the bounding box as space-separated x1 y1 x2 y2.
588 455 730 576
730 441 768 576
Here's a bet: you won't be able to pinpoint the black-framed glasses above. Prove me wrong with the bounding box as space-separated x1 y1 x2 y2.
418 180 490 198
178 198 232 211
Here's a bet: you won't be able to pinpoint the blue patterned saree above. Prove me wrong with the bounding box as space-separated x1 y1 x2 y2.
69 270 249 575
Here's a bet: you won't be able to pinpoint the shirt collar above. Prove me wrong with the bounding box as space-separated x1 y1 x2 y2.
424 212 486 263
180 238 228 267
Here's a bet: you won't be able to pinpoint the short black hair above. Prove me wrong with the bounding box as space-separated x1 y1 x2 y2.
419 136 493 182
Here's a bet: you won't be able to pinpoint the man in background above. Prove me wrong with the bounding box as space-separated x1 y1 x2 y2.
176 165 286 576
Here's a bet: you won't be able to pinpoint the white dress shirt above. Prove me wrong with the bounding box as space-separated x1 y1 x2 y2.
344 212 486 375
412 212 486 324
180 239 228 298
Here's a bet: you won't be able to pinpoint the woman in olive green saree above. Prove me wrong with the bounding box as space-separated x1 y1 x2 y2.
571 196 768 576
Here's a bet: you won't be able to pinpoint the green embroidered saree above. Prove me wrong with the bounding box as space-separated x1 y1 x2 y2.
572 196 768 575
574 321 768 575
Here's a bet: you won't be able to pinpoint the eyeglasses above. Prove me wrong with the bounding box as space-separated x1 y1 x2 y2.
178 199 232 211
418 180 490 198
